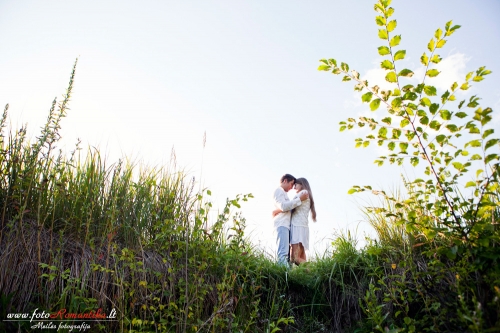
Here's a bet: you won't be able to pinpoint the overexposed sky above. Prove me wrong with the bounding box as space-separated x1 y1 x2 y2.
1 0 499 257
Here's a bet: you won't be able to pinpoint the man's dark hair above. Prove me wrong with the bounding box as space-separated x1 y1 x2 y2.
280 174 296 183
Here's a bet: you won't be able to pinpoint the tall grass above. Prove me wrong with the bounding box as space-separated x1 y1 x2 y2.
1 62 498 332
0 62 299 333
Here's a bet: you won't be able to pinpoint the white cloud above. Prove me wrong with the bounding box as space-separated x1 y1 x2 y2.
493 89 500 124
355 52 470 97
343 92 362 109
413 52 470 91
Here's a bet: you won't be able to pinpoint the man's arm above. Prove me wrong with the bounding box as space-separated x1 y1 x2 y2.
273 188 302 212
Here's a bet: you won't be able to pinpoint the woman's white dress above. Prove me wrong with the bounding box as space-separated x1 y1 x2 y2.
290 190 310 250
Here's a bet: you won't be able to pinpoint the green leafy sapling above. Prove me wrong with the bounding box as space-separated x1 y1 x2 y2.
319 0 499 247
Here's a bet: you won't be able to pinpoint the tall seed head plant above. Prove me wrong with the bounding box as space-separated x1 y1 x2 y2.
319 0 499 259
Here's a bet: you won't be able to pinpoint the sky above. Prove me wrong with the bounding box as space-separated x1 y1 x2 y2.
1 0 499 258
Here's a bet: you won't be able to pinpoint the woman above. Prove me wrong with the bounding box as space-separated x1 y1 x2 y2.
273 177 316 265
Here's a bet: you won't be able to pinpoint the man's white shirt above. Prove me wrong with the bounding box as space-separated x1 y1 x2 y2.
273 187 302 229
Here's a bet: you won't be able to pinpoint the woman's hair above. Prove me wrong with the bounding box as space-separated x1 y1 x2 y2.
295 177 316 222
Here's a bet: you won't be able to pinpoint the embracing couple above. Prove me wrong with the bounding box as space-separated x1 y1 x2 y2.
272 174 317 266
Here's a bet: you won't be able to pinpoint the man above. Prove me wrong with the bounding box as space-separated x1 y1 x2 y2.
273 174 309 265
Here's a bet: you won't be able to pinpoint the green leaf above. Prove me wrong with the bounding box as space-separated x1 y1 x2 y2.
429 120 441 130
332 67 341 74
434 28 443 39
436 134 446 144
387 20 397 32
399 142 408 153
318 65 331 71
421 53 429 66
370 98 381 111
419 116 429 125
375 16 386 26
455 112 467 119
389 35 401 47
440 110 451 120
424 86 437 96
483 129 494 139
436 39 446 48
374 3 384 13
342 75 352 81
471 154 482 161
480 69 492 76
381 60 394 70
385 71 397 83
341 62 349 72
388 141 396 151
378 29 388 40
386 7 395 17
426 69 440 77
466 140 481 148
378 127 388 139
417 109 427 117
391 97 402 108
348 188 358 194
403 92 417 101
441 90 450 103
400 118 410 128
485 139 499 150
420 97 431 107
378 46 390 56
452 162 463 170
446 124 459 133
428 39 435 52
429 103 439 114
394 50 406 61
485 154 498 164
362 92 373 103
465 181 476 188
381 117 392 125
430 54 442 64
445 20 452 31
398 69 413 77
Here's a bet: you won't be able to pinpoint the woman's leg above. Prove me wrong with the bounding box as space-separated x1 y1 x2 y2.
299 243 307 262
292 243 306 264
290 243 298 264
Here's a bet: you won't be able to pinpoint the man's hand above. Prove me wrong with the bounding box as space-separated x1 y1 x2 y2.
299 191 309 201
272 209 282 217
